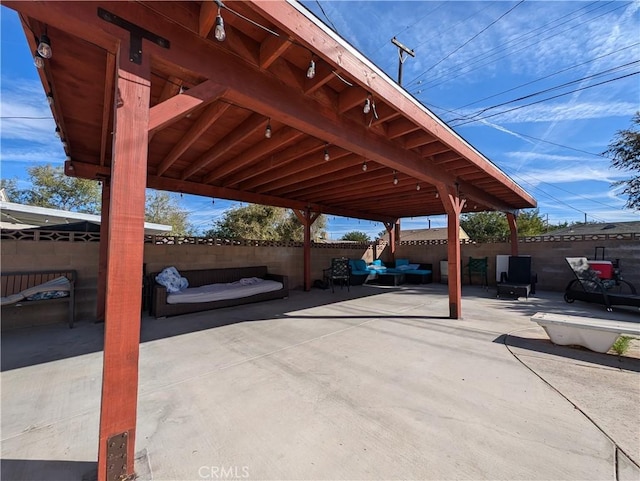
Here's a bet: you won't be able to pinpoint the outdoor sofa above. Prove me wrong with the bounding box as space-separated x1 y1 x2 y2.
368 259 433 284
348 259 433 285
149 265 288 318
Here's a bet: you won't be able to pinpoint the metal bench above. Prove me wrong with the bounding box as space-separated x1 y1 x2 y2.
531 312 639 353
1 270 77 328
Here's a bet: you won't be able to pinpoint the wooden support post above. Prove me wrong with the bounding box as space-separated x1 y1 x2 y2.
437 184 465 319
384 220 399 259
97 56 150 481
96 179 111 322
293 209 320 291
506 212 519 256
394 220 401 262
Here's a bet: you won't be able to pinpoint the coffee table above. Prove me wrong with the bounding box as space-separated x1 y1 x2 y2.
378 272 405 286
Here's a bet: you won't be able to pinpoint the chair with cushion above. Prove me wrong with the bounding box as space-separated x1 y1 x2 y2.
466 257 488 287
324 257 351 293
348 259 372 285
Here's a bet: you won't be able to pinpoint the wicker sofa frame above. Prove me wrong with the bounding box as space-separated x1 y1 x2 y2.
149 265 288 318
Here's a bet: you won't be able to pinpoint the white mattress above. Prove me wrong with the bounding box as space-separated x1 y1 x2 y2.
167 279 283 304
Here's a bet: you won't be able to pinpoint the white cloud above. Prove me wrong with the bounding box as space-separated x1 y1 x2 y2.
460 101 638 126
512 165 622 185
0 78 56 143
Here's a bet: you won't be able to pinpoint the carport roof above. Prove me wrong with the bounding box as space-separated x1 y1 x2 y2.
10 0 536 223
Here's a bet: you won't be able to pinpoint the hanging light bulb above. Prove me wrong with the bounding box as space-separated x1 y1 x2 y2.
214 8 226 42
362 161 368 171
307 59 316 79
55 127 61 138
393 171 398 185
33 50 45 69
264 120 272 139
416 183 421 191
37 34 52 59
435 192 439 198
46 93 54 105
324 144 330 161
363 97 371 114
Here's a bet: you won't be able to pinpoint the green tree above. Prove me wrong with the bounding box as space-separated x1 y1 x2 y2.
8 164 101 213
204 204 327 241
604 112 640 210
460 211 509 242
516 209 548 236
340 231 371 242
3 165 193 233
461 209 550 242
0 178 20 200
145 190 193 235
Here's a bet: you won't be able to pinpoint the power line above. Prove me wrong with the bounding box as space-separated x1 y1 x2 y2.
369 2 447 57
409 1 628 91
408 0 620 90
424 101 609 159
451 71 640 127
314 0 338 33
376 2 497 75
452 42 640 111
507 172 610 223
420 0 525 79
450 60 640 124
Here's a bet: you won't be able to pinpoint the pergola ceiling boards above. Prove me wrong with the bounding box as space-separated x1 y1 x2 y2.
12 0 535 225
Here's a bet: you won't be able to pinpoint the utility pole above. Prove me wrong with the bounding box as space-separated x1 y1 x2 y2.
391 36 415 86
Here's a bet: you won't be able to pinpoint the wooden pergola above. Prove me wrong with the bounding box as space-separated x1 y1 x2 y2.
7 1 535 479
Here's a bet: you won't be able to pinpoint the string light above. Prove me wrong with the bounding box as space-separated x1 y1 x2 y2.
33 50 45 69
37 34 52 59
54 127 61 138
363 97 371 114
46 93 54 106
264 120 272 139
362 161 368 171
306 59 316 79
435 192 439 198
393 171 398 185
416 183 421 191
214 7 226 42
323 144 330 161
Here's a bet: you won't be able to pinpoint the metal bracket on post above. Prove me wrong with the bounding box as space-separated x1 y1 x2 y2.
97 8 170 64
106 432 130 481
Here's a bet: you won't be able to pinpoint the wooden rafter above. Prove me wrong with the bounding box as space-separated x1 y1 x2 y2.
180 112 265 180
156 102 231 176
205 127 305 184
259 34 290 69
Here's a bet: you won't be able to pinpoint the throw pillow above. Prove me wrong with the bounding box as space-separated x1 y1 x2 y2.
155 266 189 293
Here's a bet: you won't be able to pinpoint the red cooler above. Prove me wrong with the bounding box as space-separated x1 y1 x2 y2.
588 261 614 280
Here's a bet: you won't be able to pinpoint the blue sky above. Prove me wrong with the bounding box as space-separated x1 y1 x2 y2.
1 1 639 238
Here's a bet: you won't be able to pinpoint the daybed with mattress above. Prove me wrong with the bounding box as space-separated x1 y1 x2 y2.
150 265 288 318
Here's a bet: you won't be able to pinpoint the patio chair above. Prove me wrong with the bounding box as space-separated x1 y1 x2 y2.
497 255 534 299
324 257 350 293
466 257 488 287
564 257 639 311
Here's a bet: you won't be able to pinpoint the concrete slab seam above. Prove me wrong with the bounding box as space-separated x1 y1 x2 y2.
503 326 639 478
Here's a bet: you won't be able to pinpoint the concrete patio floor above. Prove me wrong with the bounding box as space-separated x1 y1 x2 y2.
1 283 639 481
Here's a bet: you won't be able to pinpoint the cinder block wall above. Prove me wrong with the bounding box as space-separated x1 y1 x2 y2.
397 239 640 290
1 240 101 328
2 237 637 329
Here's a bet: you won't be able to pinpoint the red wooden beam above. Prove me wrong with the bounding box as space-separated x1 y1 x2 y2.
97 59 150 479
506 212 519 256
204 126 305 184
259 34 290 69
437 183 466 319
96 179 110 322
99 52 115 166
148 80 228 134
180 113 265 180
156 101 231 176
